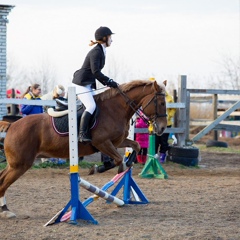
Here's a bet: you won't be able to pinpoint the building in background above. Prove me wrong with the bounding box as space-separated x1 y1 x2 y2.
0 4 14 119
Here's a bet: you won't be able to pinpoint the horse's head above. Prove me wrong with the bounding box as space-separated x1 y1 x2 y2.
96 80 167 135
140 81 167 135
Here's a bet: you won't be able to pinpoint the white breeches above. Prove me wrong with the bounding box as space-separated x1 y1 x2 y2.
73 84 96 114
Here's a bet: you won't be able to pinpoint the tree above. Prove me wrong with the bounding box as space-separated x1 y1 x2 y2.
7 57 58 95
218 56 240 90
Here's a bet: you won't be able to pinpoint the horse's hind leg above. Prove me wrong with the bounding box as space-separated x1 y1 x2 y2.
0 165 29 218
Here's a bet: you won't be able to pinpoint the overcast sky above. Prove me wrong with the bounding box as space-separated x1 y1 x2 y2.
2 0 240 90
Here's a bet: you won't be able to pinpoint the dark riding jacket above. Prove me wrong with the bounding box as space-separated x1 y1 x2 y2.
72 43 110 89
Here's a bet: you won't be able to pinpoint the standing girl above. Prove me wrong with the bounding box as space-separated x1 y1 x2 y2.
135 114 149 164
21 83 43 117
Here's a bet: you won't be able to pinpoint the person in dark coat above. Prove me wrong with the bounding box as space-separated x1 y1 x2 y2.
72 26 118 142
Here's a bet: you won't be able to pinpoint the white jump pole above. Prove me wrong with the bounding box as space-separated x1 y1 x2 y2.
79 178 124 206
68 86 97 224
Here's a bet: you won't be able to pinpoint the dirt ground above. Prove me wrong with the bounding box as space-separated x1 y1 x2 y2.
0 138 240 240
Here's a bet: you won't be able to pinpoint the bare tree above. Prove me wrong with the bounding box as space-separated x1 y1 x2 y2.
6 57 27 91
218 56 240 90
30 60 57 94
7 57 58 94
104 54 133 84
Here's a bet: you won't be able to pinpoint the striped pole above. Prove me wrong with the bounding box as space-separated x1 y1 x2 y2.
79 179 124 206
60 168 129 222
84 168 129 206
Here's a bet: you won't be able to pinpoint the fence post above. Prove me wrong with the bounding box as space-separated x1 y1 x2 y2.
213 94 218 141
185 90 190 142
176 75 187 146
173 89 178 128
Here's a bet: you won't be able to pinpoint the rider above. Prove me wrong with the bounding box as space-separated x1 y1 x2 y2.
72 26 118 142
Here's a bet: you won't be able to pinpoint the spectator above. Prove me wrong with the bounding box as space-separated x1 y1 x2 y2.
41 84 65 101
99 152 115 172
21 83 43 117
88 152 115 175
135 113 149 164
155 80 176 163
41 84 66 112
20 84 44 165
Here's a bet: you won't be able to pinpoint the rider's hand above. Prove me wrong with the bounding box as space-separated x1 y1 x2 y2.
106 79 118 88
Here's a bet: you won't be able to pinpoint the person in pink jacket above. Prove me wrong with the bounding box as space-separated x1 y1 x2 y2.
135 114 149 164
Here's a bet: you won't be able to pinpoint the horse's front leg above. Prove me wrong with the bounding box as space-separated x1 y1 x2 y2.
117 138 141 154
115 138 141 173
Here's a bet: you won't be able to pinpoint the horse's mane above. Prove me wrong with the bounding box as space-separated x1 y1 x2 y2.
94 80 165 102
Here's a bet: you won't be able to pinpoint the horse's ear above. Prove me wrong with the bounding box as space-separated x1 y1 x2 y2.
163 80 167 86
153 80 159 90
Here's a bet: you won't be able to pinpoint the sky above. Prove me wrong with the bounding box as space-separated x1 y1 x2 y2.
2 0 240 91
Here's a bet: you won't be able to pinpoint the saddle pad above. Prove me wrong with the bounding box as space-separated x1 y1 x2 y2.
51 107 98 136
51 108 84 136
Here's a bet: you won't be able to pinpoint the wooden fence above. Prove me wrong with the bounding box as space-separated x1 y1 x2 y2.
0 75 240 147
134 75 240 146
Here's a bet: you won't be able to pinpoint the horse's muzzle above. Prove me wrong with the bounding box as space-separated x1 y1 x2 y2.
153 122 166 136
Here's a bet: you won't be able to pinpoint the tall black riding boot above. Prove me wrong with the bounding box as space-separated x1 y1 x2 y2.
78 111 92 142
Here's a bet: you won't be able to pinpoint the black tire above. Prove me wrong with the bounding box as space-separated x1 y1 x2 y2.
206 140 228 148
168 146 199 158
166 155 199 167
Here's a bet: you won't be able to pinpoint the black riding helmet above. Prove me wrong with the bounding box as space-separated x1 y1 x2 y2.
95 26 114 41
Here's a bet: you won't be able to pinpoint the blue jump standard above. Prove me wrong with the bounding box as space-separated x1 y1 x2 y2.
53 161 148 225
110 168 149 204
54 173 98 225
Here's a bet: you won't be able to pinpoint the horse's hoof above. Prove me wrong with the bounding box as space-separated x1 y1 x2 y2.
0 210 16 218
118 152 136 173
88 164 98 175
117 162 126 174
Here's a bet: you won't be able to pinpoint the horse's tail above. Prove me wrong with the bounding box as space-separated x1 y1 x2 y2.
0 121 11 132
0 121 11 147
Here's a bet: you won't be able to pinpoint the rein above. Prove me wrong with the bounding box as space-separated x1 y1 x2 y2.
116 87 148 124
76 86 107 95
116 87 166 125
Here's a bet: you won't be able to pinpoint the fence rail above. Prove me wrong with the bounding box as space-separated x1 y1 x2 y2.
0 99 56 106
0 76 239 146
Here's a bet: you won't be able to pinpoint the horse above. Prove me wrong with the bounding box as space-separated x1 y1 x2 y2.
0 80 167 219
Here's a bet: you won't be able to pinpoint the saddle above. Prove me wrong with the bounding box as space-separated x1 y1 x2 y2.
50 99 99 136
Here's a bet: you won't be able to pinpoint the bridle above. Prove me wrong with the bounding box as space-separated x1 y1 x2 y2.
117 87 167 126
141 92 167 123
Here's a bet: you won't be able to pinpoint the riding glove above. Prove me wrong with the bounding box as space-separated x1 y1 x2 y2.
106 79 118 88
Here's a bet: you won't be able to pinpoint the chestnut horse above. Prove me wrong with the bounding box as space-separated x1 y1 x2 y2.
0 80 167 218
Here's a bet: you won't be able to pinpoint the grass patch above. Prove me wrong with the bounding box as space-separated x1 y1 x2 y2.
165 161 200 169
0 162 7 170
0 161 102 170
196 144 240 154
33 160 102 169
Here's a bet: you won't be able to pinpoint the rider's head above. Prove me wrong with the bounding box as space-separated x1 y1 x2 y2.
89 26 114 47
